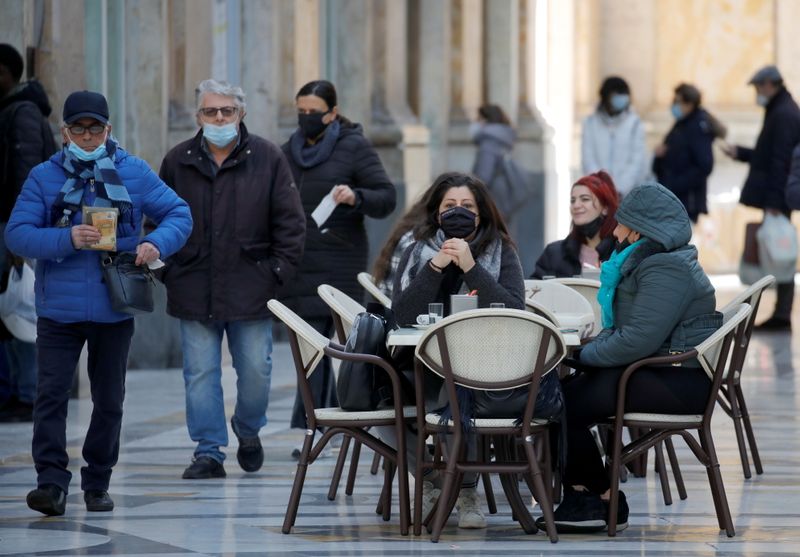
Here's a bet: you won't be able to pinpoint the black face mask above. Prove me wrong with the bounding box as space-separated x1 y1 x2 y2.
298 111 330 139
575 215 604 239
439 206 478 239
614 238 631 253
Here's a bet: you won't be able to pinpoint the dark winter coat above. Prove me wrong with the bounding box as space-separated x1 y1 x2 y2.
158 124 305 322
5 147 192 323
736 88 800 212
579 183 720 368
0 80 57 222
653 108 715 222
280 122 396 320
784 144 800 210
531 234 615 279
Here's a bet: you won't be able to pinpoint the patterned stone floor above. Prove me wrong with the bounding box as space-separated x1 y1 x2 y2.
0 277 798 556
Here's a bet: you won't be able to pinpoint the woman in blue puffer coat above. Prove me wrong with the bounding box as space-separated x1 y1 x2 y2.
538 183 721 534
4 90 191 517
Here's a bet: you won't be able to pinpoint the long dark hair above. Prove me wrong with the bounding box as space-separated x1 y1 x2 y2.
478 104 510 125
295 79 353 127
417 172 513 254
372 188 437 284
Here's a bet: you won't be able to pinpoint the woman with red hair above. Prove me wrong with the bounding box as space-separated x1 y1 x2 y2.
531 171 620 278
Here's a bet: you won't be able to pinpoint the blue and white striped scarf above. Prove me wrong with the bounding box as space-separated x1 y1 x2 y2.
52 138 132 227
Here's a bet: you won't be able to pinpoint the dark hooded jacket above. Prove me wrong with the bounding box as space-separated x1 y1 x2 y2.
784 144 800 210
0 80 57 222
579 183 720 368
531 234 615 279
280 121 396 320
471 123 522 221
653 107 715 222
736 87 800 212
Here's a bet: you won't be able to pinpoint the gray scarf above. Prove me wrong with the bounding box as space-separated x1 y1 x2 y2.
399 229 503 291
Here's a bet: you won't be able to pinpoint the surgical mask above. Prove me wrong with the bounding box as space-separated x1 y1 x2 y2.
202 122 239 148
439 206 477 239
67 140 107 161
298 112 329 139
575 215 604 239
756 93 769 107
609 93 630 112
670 103 683 119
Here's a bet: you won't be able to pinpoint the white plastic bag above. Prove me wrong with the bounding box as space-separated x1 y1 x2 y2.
0 262 37 342
757 213 798 283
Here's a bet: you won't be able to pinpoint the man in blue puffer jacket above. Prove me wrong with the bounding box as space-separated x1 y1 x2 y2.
4 90 192 517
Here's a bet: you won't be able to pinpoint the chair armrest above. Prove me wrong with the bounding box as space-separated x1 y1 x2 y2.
323 344 408 413
613 350 699 422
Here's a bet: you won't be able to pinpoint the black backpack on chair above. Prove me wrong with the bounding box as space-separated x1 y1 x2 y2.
337 303 401 411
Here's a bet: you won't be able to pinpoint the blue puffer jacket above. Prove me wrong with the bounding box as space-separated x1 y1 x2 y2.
4 147 192 323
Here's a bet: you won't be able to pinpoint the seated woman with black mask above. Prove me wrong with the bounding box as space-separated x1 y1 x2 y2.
385 171 525 530
531 171 619 278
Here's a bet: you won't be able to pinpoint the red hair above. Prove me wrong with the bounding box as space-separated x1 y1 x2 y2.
571 170 619 238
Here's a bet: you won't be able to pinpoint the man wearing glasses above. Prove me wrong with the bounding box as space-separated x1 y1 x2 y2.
159 79 305 479
5 90 192 515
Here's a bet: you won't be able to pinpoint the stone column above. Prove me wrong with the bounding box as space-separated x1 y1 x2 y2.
241 0 283 141
484 0 519 124
416 0 452 177
0 0 35 64
122 0 168 169
460 0 483 122
294 0 321 93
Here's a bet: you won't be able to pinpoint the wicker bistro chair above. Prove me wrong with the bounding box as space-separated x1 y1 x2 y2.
413 308 567 542
315 284 384 499
604 303 753 537
268 299 416 535
358 271 392 308
551 277 602 336
524 279 595 336
653 276 775 505
717 275 774 478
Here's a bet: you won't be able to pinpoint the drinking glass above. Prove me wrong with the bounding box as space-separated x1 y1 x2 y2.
489 303 505 309
428 303 444 323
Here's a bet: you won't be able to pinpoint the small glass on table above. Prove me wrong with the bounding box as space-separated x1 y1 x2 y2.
489 303 505 309
428 303 444 324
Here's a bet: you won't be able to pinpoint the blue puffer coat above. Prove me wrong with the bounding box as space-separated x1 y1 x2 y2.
4 148 192 323
579 183 720 368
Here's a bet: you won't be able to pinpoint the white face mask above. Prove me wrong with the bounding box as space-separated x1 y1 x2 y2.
756 93 769 107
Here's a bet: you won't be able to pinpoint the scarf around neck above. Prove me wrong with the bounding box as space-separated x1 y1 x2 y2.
398 228 503 292
289 119 341 169
597 238 645 329
53 138 132 227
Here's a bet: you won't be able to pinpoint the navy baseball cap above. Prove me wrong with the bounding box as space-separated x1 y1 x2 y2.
748 65 783 85
62 90 109 124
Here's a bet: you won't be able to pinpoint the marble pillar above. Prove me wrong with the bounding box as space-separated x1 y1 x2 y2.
0 0 35 59
776 0 800 91
293 0 321 93
459 0 483 123
416 0 452 177
242 0 283 141
484 0 519 124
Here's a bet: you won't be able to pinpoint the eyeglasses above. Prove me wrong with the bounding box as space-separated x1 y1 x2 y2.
198 106 238 118
67 124 107 136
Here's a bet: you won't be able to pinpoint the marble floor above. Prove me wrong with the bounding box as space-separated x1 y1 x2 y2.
1 277 798 556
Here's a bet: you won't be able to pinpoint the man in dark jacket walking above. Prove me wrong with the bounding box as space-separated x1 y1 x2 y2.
159 79 305 479
0 44 57 421
723 65 800 330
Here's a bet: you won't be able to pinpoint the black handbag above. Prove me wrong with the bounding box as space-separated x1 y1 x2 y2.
472 370 564 421
337 302 401 411
100 252 155 314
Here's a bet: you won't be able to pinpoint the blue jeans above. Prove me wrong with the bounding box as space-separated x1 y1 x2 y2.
4 338 37 403
180 319 273 463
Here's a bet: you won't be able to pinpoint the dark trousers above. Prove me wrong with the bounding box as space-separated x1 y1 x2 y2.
773 281 795 320
290 317 338 430
33 317 134 494
562 364 710 494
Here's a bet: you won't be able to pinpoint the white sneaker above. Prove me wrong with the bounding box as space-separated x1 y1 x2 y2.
456 488 487 529
412 480 441 523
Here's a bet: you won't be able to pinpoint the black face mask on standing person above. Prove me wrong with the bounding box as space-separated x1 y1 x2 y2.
574 215 604 239
440 206 478 239
298 111 330 139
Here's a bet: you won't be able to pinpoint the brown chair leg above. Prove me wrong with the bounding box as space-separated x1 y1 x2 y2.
327 434 351 500
664 437 687 500
345 439 362 496
522 439 558 543
725 384 753 479
430 433 462 543
654 441 673 506
371 451 381 475
737 384 764 475
282 432 314 534
699 429 735 537
479 436 498 514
